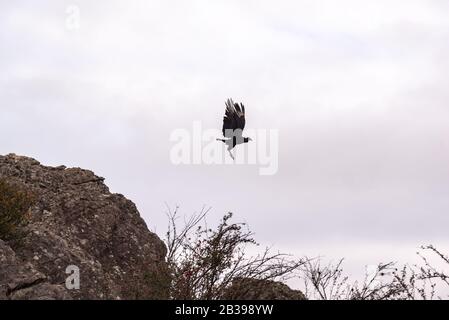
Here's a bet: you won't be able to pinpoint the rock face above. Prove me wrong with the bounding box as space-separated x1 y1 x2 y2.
223 278 307 300
0 154 168 300
0 239 69 300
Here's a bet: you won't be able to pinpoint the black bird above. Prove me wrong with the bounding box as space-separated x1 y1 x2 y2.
217 98 252 159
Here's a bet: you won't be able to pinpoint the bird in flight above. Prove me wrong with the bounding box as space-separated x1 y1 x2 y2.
217 98 252 160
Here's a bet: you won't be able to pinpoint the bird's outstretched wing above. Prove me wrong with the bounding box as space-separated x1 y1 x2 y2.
222 98 246 137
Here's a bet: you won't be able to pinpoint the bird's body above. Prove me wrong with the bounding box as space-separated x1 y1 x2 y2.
217 98 252 159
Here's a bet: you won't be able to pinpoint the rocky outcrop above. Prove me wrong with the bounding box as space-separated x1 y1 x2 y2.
0 154 168 300
223 278 306 300
0 239 69 300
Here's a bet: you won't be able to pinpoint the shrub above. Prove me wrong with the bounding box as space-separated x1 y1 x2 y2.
301 245 449 300
0 178 34 242
164 206 305 300
162 206 449 300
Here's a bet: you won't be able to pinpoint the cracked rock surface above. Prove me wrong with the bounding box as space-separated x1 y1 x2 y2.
0 154 168 300
0 239 69 300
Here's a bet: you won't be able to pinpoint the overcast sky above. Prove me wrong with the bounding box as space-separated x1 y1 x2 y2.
1 0 449 280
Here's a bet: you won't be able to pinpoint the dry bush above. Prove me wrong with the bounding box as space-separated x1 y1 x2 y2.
164 205 305 300
161 205 449 300
301 245 449 300
0 178 34 243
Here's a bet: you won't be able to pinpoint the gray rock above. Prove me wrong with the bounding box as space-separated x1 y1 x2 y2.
222 278 307 300
0 154 168 300
0 239 69 300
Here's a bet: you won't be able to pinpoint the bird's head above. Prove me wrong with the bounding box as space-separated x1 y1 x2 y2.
244 137 253 143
